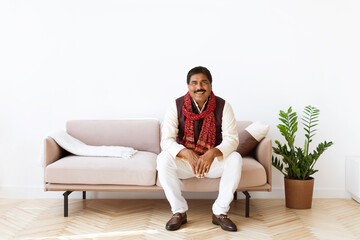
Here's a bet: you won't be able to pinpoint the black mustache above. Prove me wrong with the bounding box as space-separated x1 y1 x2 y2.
195 90 206 93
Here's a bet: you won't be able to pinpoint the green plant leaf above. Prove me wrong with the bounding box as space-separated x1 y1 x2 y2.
279 111 287 119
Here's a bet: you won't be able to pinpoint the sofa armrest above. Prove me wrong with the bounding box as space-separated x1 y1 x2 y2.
44 137 65 167
254 137 272 188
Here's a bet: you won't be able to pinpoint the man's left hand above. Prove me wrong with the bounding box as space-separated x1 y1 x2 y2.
196 148 222 178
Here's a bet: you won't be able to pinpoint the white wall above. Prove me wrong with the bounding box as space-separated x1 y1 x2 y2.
0 0 359 199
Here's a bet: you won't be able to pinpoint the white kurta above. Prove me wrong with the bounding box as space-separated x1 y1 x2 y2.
157 98 243 215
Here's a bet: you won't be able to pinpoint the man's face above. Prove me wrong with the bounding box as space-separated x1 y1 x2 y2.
188 73 212 106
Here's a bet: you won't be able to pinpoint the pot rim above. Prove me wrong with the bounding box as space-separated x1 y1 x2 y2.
284 177 314 181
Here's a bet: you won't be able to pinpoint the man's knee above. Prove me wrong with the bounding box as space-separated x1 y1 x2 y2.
226 152 243 170
156 151 175 170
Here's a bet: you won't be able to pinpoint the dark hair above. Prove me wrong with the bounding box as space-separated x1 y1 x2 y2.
187 66 212 84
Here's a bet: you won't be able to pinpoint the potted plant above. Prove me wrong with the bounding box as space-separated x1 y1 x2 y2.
272 105 333 209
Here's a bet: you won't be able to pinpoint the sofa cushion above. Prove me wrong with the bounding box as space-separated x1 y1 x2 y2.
45 151 157 186
156 156 267 191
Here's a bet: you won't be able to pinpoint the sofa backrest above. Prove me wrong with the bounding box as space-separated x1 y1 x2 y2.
65 120 252 155
66 119 161 154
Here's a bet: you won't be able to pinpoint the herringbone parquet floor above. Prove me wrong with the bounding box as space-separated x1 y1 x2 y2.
0 198 359 240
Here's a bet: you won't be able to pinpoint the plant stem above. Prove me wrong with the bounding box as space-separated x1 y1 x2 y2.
310 157 318 170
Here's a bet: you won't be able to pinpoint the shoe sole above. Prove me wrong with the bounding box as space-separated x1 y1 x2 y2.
212 220 220 225
212 220 237 232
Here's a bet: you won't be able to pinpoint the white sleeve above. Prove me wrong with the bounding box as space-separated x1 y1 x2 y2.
160 101 186 159
215 101 239 160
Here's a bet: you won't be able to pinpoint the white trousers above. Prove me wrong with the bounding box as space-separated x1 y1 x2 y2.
156 151 243 215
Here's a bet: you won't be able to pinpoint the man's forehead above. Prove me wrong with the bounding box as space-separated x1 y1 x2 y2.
190 74 209 82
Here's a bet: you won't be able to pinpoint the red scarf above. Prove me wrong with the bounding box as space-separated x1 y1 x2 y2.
181 91 216 155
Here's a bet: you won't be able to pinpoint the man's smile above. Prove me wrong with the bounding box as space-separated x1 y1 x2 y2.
194 90 206 95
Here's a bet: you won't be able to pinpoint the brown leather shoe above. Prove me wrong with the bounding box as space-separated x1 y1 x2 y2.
212 214 237 231
166 212 187 231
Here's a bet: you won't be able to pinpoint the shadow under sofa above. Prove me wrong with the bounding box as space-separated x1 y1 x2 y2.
44 119 272 217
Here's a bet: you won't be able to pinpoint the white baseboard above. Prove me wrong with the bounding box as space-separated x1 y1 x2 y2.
0 186 352 199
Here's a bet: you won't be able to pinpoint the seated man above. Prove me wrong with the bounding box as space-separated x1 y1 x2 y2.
157 66 242 231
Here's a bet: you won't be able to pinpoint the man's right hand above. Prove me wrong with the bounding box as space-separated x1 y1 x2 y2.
177 148 199 175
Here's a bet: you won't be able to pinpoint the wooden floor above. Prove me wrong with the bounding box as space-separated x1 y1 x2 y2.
0 198 360 240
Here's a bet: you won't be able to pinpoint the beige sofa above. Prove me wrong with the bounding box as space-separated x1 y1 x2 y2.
44 119 272 217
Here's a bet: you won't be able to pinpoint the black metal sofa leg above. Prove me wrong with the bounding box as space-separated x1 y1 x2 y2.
83 191 86 199
233 191 238 200
242 191 251 218
63 191 73 217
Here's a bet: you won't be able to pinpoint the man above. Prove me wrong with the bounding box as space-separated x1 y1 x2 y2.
157 66 242 232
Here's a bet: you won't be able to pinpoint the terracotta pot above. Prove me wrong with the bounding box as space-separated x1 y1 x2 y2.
284 177 314 209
